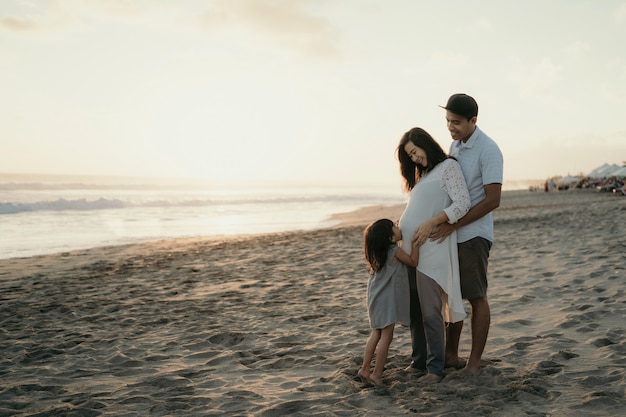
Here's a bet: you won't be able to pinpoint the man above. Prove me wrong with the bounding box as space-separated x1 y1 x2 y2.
430 93 503 375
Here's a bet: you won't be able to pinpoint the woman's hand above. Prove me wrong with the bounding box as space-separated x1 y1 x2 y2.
413 220 435 247
415 212 451 245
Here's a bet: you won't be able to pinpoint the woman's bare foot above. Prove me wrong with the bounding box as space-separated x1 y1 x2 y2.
444 357 466 370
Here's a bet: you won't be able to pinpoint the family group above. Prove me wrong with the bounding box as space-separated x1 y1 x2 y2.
358 93 504 386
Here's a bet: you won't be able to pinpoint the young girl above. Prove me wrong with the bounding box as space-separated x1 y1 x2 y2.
358 218 420 386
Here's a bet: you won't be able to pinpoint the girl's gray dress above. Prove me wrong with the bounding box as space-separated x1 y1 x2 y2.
367 245 411 329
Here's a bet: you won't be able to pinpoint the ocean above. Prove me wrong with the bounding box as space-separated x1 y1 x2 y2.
0 173 412 259
0 173 542 260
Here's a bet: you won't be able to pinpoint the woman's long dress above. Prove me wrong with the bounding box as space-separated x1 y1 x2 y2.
398 158 469 323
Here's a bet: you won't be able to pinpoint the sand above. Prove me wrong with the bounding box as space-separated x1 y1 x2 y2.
1 190 625 416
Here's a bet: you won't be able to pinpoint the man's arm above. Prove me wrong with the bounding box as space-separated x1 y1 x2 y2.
429 183 502 242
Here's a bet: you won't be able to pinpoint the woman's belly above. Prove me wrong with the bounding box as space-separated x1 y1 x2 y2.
398 178 449 251
398 199 429 251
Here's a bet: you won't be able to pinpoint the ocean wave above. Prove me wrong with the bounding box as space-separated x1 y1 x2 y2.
0 182 173 191
0 194 401 215
0 198 128 214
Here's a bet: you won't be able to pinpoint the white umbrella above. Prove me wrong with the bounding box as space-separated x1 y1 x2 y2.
587 163 621 178
610 166 626 177
587 163 611 178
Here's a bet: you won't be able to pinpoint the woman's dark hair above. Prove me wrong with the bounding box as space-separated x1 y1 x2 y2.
396 127 449 192
363 218 394 273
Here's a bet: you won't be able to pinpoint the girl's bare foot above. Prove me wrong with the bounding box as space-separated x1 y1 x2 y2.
369 374 383 386
357 369 371 383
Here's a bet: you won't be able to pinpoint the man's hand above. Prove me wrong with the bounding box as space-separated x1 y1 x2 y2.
429 183 502 244
430 222 455 243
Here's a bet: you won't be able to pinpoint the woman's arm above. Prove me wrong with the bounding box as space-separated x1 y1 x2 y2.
430 182 501 243
413 160 470 246
441 160 471 223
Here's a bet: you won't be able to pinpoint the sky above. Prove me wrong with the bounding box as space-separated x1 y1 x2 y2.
1 0 625 190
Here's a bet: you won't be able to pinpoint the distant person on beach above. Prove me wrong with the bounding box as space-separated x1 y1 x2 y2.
358 218 421 386
430 93 504 375
397 127 471 383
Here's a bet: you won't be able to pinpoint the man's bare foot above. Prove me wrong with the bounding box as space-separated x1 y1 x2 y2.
418 373 443 384
461 366 481 376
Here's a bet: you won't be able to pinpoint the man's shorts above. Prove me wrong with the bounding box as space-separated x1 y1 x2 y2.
458 237 492 300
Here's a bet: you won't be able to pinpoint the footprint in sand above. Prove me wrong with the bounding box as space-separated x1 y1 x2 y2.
209 332 246 347
531 360 563 377
552 350 579 360
588 337 616 348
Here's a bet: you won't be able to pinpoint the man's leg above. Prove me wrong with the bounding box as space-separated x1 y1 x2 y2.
450 237 491 371
465 295 490 374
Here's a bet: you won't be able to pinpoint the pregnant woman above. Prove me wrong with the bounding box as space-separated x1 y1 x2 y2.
397 127 471 383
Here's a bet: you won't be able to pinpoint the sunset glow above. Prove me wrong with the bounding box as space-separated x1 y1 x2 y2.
1 0 625 187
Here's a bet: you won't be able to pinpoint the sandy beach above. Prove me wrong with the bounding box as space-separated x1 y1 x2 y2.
1 189 625 416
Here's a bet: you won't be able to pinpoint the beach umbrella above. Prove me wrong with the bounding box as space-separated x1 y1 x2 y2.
587 165 602 178
587 162 619 178
587 163 610 178
610 166 626 178
587 163 621 178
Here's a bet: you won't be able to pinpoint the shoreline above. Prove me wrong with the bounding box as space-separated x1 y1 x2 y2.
0 188 584 262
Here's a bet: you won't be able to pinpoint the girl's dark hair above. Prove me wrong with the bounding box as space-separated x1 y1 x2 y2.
396 127 449 192
363 218 394 273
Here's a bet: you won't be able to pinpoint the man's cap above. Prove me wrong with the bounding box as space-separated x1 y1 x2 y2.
439 93 478 119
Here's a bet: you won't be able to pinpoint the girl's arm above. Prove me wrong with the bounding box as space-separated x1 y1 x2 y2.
395 239 420 268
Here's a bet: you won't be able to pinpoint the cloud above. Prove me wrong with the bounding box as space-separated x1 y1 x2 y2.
0 15 38 31
469 18 494 33
74 0 142 18
0 0 342 60
616 2 626 23
509 129 626 179
425 51 470 72
0 1 74 34
0 1 190 34
601 82 626 104
511 57 563 100
199 0 342 59
0 0 51 33
561 41 590 60
63 0 189 23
